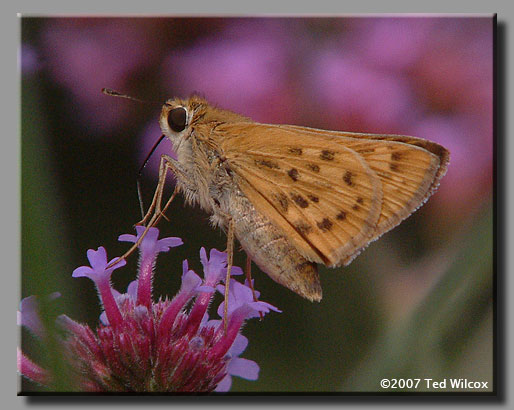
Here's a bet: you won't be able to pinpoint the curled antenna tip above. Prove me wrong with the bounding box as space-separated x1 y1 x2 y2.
101 87 161 105
102 88 123 96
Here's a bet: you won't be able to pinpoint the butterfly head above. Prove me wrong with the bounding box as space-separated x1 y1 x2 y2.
159 96 216 152
160 98 191 143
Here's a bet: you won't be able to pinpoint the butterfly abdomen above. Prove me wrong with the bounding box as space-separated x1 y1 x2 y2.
229 192 322 302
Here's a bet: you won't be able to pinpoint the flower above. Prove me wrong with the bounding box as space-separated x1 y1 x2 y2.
161 19 298 124
17 292 61 339
18 227 279 392
214 334 259 392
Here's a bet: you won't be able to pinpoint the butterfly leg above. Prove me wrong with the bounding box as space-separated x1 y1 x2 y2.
107 156 190 269
138 154 190 227
245 253 263 320
223 218 235 333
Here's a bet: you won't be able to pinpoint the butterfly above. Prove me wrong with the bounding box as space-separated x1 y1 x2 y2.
104 89 450 303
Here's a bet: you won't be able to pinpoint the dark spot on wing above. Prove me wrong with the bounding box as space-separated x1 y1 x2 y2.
389 151 402 171
352 197 363 211
288 147 303 155
343 170 354 186
320 150 335 160
391 152 402 161
317 218 333 231
295 221 313 235
273 193 289 212
290 193 309 208
308 195 319 203
255 159 280 169
288 168 299 181
336 211 347 220
307 164 320 172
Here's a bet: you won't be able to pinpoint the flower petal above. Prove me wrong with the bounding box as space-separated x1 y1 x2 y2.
87 247 108 270
227 357 259 380
72 266 93 278
214 375 232 392
17 296 43 336
107 257 127 270
118 233 137 243
229 334 249 356
182 259 189 278
197 285 216 293
199 247 208 270
126 280 138 301
181 270 202 293
249 301 282 314
227 266 244 276
157 237 183 252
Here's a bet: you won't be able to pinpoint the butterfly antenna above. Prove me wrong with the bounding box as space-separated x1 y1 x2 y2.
102 87 168 218
101 88 161 106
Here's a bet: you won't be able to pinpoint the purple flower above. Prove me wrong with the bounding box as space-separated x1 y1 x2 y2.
17 292 61 339
118 226 183 259
72 247 127 328
18 227 279 392
215 334 259 392
39 18 170 134
119 226 183 309
20 43 41 75
216 279 281 319
200 247 243 288
161 19 298 123
303 50 414 133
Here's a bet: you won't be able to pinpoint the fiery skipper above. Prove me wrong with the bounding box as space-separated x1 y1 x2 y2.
105 89 449 303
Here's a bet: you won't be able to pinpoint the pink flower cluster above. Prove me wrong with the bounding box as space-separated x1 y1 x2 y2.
18 227 280 392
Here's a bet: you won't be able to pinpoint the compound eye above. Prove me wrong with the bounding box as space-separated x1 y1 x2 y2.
167 107 187 132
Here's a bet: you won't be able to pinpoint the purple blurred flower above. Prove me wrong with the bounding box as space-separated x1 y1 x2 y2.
20 43 41 75
17 292 61 339
161 20 297 123
39 18 169 134
303 49 415 133
301 17 492 214
353 18 435 71
18 227 279 392
17 292 61 387
410 27 492 118
410 114 492 216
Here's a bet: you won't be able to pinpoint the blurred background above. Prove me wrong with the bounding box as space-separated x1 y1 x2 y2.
20 16 493 392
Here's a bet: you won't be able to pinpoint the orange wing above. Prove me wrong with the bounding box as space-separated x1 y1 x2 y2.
216 123 449 267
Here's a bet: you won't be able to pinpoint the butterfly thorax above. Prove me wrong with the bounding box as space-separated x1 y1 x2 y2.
160 97 252 230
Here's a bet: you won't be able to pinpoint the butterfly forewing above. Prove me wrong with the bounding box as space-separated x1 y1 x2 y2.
217 123 449 267
219 124 384 266
277 125 449 262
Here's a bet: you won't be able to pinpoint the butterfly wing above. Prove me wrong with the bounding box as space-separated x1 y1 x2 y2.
218 123 384 266
278 125 450 264
218 123 448 267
